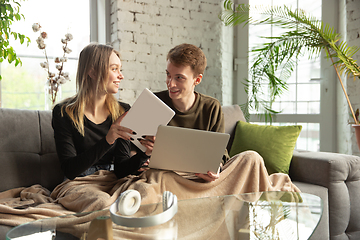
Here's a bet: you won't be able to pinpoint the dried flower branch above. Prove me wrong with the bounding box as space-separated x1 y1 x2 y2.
32 23 72 106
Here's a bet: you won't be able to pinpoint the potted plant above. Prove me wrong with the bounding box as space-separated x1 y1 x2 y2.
352 109 360 150
0 0 30 80
219 0 360 148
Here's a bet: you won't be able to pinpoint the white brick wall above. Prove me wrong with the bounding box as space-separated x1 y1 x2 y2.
111 0 360 156
110 0 233 105
221 24 234 106
110 0 360 154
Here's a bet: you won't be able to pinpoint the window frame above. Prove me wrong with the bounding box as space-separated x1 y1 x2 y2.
233 0 337 152
90 0 111 44
0 0 110 108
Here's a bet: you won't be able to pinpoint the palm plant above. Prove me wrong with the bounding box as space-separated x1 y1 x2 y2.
219 0 360 124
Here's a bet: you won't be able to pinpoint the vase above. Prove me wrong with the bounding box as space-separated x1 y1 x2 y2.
352 124 360 150
44 84 62 110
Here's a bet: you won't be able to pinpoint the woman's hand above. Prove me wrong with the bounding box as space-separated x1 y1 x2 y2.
138 135 156 156
138 159 150 172
106 112 136 145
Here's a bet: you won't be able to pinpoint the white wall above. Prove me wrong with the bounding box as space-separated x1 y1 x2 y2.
110 0 233 105
110 0 360 155
337 0 351 154
338 0 360 156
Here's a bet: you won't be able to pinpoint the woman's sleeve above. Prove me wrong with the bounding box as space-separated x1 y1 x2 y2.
113 139 149 179
52 104 113 180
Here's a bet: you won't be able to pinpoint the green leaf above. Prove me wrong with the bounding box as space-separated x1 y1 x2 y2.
11 31 17 39
14 13 21 20
0 5 6 15
18 33 24 44
14 57 22 66
0 0 30 80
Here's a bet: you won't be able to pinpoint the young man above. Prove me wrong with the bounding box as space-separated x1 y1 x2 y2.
140 44 299 192
154 43 229 182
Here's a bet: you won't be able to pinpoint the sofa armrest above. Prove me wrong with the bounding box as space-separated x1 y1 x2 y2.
289 149 360 239
289 150 360 188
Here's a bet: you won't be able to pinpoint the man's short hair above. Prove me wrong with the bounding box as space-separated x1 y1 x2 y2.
167 43 207 77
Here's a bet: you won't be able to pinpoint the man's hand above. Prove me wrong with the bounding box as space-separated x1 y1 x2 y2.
195 170 220 182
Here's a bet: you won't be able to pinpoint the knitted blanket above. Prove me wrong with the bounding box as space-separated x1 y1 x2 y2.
0 151 300 239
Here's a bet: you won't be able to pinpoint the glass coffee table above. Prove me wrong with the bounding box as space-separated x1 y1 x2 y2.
6 191 322 240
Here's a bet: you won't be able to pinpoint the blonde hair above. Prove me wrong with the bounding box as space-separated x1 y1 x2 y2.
61 43 124 136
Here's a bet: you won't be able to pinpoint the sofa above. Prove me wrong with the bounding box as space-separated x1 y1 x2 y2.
0 105 360 240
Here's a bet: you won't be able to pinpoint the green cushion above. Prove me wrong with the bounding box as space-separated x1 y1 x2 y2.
229 121 302 174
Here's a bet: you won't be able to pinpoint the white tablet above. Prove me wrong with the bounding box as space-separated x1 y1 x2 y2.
121 88 175 152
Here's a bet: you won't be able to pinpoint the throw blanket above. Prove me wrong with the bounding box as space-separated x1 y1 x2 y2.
0 151 300 239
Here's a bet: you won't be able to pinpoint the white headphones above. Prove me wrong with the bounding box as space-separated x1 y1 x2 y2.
110 190 178 228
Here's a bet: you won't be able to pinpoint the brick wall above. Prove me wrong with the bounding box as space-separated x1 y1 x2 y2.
110 0 233 105
110 0 360 154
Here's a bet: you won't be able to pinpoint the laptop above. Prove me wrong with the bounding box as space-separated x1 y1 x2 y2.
121 88 175 152
149 125 230 174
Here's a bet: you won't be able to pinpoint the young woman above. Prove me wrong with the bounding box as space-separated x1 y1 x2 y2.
52 43 154 180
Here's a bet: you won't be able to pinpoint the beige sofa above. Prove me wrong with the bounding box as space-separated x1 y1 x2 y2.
1 105 360 239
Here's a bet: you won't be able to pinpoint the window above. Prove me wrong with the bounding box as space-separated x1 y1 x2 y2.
242 0 336 152
0 0 90 109
249 0 321 114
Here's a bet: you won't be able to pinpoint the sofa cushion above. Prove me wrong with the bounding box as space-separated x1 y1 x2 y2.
229 121 302 174
222 105 246 151
0 109 64 192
